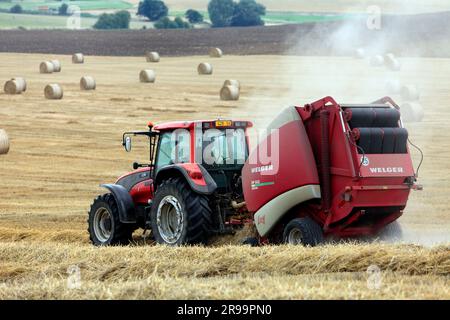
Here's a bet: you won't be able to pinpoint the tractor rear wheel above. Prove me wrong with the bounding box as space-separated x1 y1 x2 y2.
283 217 323 246
88 193 134 246
150 178 212 246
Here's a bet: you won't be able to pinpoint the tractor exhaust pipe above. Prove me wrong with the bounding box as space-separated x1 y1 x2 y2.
320 109 331 212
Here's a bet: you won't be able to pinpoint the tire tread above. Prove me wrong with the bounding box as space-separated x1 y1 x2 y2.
88 193 133 246
151 177 212 245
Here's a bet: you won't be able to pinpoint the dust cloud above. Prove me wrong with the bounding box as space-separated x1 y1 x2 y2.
236 1 450 246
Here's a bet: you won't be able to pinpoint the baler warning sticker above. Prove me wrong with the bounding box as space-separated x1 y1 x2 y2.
257 215 265 225
251 180 275 190
361 156 370 166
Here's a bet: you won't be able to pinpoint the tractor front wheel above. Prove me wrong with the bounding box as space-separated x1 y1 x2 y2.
88 194 134 246
283 217 323 246
150 178 211 246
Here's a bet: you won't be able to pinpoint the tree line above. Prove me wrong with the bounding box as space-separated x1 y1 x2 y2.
94 0 266 29
4 0 266 30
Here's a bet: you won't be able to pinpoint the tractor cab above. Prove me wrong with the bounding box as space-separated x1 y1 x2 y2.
121 119 252 194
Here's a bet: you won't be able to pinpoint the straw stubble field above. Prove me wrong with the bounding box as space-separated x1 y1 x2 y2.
0 53 449 299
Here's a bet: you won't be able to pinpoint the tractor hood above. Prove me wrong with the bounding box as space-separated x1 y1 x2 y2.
115 167 151 192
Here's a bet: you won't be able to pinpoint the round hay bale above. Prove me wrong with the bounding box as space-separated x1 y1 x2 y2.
369 55 384 67
401 85 420 101
384 53 401 71
354 48 365 59
40 61 54 74
139 70 156 83
80 76 96 90
4 78 26 94
401 102 424 123
50 60 61 72
146 52 160 63
387 59 401 71
72 53 84 64
4 80 18 94
198 62 213 75
220 85 240 101
44 84 63 100
385 79 401 94
0 129 10 155
12 77 27 92
384 53 396 62
223 79 240 89
209 48 223 58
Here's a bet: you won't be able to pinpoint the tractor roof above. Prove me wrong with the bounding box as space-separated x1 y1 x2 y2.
153 120 253 131
153 121 196 131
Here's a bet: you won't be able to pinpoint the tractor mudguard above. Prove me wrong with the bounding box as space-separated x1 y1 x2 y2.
155 164 217 195
100 184 136 223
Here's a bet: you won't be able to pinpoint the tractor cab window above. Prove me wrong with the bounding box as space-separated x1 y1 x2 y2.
201 128 247 167
156 130 191 169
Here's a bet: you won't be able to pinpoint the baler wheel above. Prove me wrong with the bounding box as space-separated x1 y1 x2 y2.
242 237 259 247
88 193 134 246
283 217 323 246
150 178 212 246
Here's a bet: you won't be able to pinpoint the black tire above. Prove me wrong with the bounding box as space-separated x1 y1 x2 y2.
150 178 212 245
88 193 134 246
283 217 323 246
378 221 403 241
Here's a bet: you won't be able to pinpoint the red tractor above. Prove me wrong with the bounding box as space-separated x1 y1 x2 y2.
88 96 422 246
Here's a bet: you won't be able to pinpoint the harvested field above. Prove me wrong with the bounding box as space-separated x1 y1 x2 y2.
0 243 449 299
0 52 449 299
1 12 450 57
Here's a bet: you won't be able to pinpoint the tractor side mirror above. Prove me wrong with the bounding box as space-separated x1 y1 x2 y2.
124 136 132 152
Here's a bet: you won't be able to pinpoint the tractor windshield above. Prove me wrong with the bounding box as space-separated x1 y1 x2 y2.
201 128 247 168
156 130 191 169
